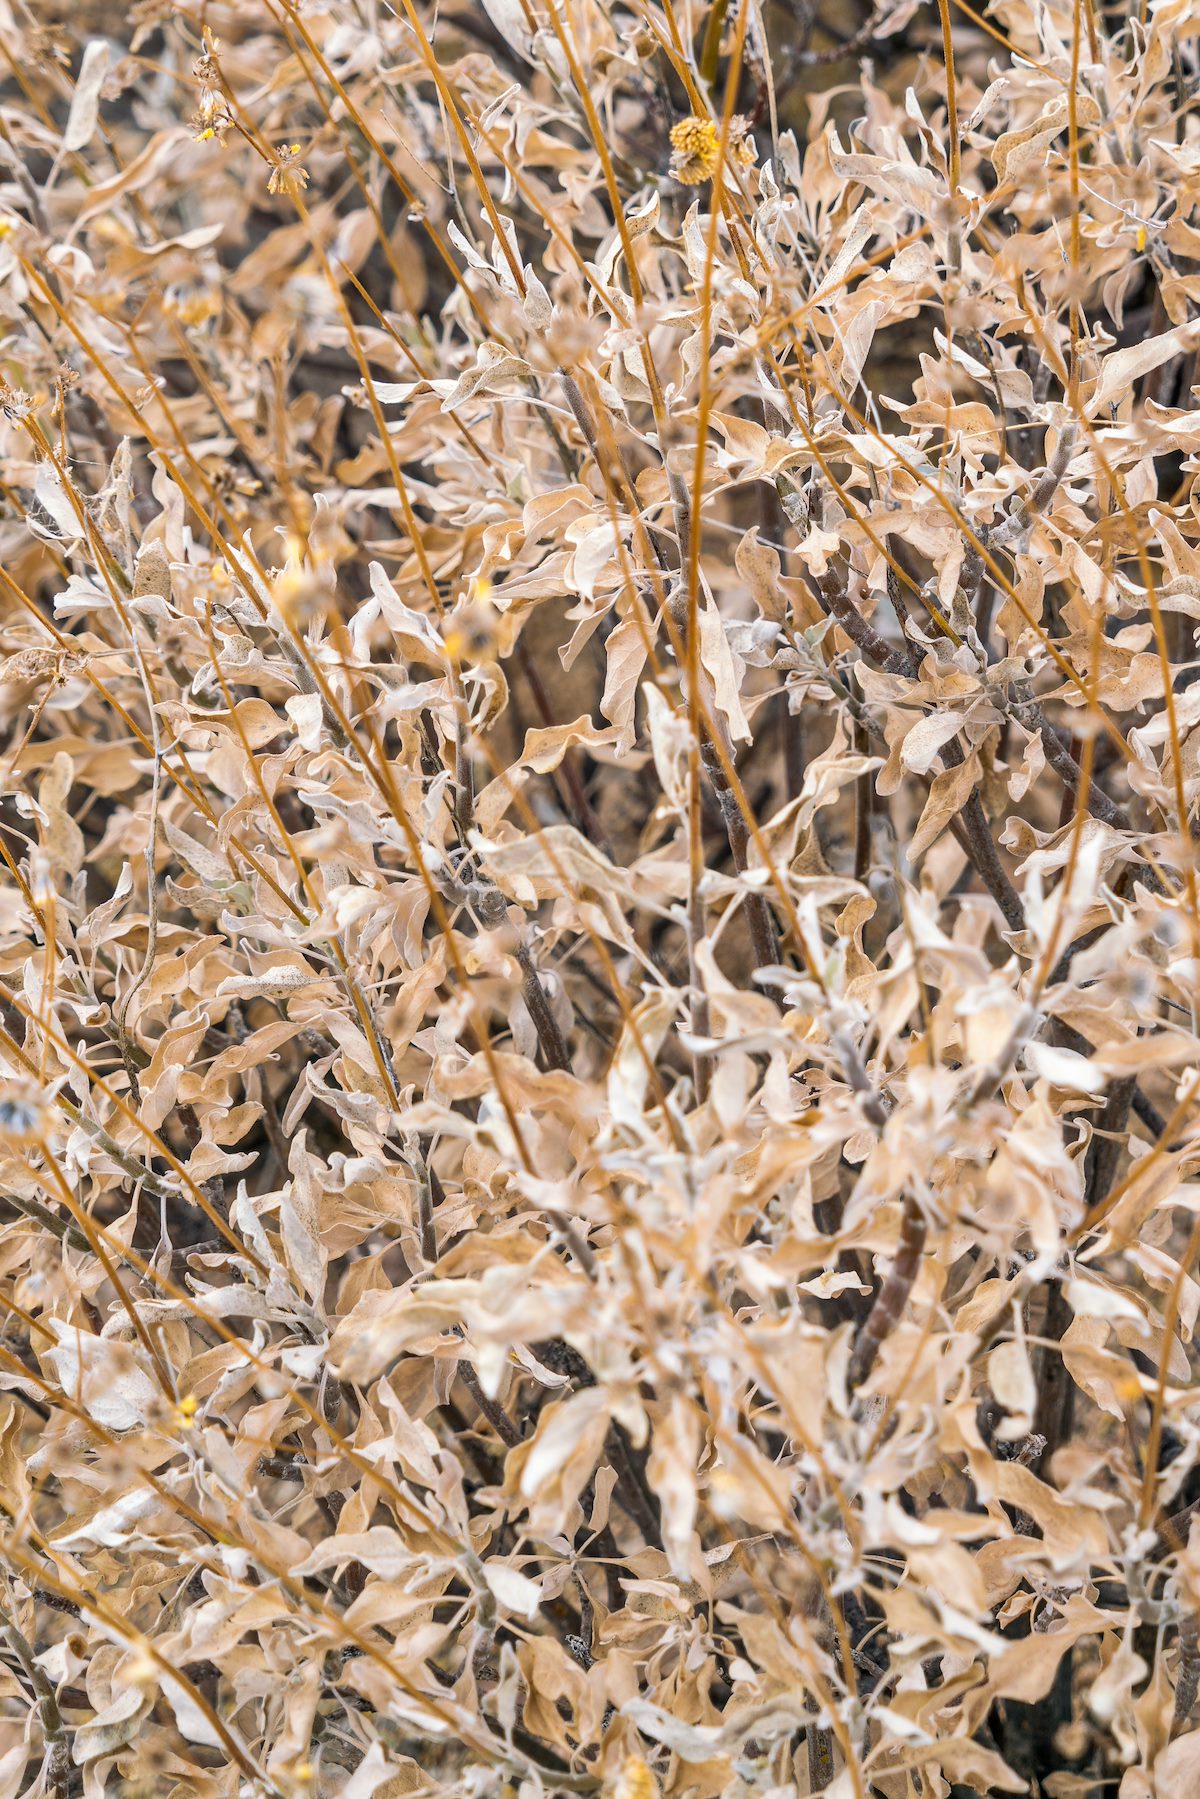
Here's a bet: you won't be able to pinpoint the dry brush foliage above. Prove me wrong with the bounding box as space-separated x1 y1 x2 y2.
1 0 1200 1794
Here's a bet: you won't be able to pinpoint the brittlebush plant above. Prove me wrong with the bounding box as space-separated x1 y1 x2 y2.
1 1 1200 1795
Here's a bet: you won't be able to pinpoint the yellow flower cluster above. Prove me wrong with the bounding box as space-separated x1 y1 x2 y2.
669 116 719 184
669 114 756 185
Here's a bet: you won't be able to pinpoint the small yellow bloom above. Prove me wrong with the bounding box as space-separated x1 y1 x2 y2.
608 1757 659 1799
669 114 756 185
1136 224 1147 253
175 1394 199 1429
444 580 500 664
670 116 720 185
175 289 221 328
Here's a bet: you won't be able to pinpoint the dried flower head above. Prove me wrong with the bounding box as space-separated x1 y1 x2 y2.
191 87 231 145
27 24 71 68
193 34 222 85
268 144 310 196
729 117 758 168
189 36 232 143
0 381 33 423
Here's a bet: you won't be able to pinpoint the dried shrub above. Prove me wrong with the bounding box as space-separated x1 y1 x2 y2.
1 1 1200 1795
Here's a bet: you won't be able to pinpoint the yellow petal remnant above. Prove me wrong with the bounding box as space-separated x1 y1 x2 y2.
443 577 500 664
608 1756 659 1799
173 288 222 328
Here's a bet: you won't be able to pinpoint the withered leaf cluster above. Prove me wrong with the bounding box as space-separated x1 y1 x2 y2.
0 1 1199 1796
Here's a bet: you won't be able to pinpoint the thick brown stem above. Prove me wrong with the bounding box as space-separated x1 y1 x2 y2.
783 693 806 798
853 716 872 883
1174 1613 1199 1733
937 732 1026 932
2 1621 70 1798
413 1144 439 1265
515 636 609 851
848 1192 927 1395
1010 698 1127 830
1032 1281 1075 1477
515 940 572 1073
1036 1071 1137 1475
458 1357 525 1449
817 571 909 675
699 735 781 984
